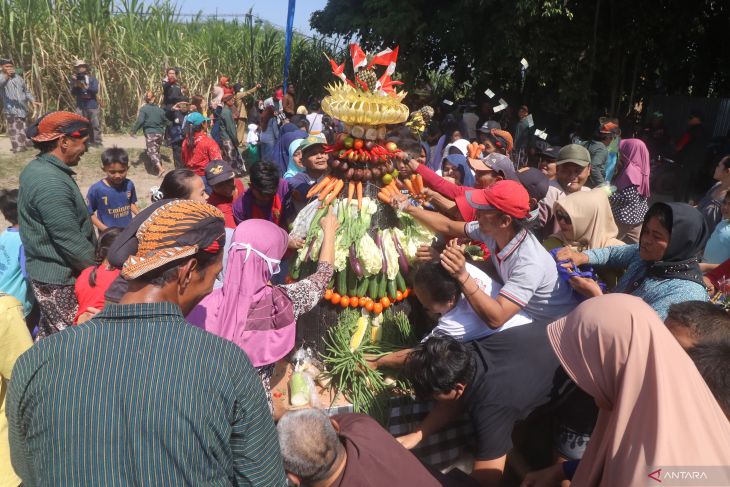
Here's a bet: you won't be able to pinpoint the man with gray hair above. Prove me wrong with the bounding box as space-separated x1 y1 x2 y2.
277 409 473 486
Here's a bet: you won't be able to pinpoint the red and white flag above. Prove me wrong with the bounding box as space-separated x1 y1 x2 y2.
368 46 399 75
349 43 368 72
376 72 404 93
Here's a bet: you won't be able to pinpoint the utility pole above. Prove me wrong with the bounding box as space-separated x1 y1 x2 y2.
245 8 254 86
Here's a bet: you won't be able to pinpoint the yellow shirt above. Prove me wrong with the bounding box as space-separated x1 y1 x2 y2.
0 294 32 487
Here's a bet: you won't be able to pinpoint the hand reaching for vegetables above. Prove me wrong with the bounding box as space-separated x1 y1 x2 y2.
415 245 439 263
288 236 305 250
319 205 339 234
440 239 468 282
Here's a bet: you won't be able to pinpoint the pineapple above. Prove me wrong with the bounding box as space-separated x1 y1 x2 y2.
356 68 377 92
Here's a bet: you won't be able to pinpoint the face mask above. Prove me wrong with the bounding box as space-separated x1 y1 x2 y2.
230 242 281 276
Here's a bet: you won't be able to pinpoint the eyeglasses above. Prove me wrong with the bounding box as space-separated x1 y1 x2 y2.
555 210 572 224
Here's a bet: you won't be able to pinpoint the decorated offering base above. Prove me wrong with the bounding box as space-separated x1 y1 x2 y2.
285 43 439 422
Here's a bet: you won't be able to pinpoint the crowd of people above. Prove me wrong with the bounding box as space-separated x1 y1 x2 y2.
1 56 730 487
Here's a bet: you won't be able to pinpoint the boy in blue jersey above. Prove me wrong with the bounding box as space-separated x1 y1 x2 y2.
87 147 139 230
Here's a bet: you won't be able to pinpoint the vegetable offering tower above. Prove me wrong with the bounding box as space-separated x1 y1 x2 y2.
289 44 433 316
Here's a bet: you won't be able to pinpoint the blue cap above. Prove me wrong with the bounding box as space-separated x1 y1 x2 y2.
186 112 211 126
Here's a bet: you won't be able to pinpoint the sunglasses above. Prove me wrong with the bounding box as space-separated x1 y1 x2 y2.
555 210 572 224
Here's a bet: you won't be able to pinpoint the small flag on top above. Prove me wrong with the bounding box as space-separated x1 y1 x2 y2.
368 46 399 76
350 43 368 72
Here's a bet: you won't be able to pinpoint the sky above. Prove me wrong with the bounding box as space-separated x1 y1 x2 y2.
170 0 328 35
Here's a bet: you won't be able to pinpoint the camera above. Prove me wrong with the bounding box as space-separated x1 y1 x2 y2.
76 73 86 81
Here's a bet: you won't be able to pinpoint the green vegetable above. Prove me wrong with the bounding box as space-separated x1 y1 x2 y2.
347 263 358 296
387 279 397 300
321 309 388 419
356 276 369 297
289 371 310 407
368 275 378 298
378 273 387 299
395 272 407 292
337 268 347 296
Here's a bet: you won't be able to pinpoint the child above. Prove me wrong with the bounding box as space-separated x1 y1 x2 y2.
130 91 168 176
703 192 730 265
232 161 291 229
87 147 139 231
74 227 122 324
0 189 34 317
205 160 244 228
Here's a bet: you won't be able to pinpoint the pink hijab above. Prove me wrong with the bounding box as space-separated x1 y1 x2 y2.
548 295 730 486
187 219 295 367
615 138 651 198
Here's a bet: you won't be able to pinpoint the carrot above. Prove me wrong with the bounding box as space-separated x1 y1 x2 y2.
356 181 363 210
414 174 424 195
377 192 392 204
403 178 416 195
323 179 344 205
383 183 399 198
466 142 477 159
394 179 406 191
317 177 339 201
307 176 331 198
347 181 355 206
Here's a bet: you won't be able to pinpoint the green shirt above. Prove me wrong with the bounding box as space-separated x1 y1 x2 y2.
582 139 608 187
7 302 287 486
131 102 168 135
220 106 239 144
18 153 96 285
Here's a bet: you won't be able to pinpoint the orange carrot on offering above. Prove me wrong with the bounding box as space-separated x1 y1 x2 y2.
307 176 331 198
347 181 355 205
377 192 392 204
317 177 339 201
403 178 416 195
324 179 345 205
414 174 424 194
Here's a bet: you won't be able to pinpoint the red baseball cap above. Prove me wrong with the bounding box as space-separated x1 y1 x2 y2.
465 180 530 219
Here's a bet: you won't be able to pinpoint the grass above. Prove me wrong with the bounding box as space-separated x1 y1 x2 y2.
0 0 345 131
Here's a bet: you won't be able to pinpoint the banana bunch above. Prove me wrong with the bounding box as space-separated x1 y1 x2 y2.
406 105 434 136
322 82 409 126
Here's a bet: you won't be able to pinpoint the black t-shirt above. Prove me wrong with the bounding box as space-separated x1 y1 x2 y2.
461 324 568 461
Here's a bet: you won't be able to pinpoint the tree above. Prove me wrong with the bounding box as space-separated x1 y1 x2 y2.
310 0 730 133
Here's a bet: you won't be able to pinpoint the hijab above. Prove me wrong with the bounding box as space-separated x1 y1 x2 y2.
420 140 431 166
442 138 470 159
442 154 475 187
615 138 650 198
284 138 305 179
187 219 296 367
550 189 624 250
643 202 708 285
274 124 306 175
547 295 730 487
429 134 446 171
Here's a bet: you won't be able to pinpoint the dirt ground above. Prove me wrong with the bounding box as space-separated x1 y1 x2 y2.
0 134 172 228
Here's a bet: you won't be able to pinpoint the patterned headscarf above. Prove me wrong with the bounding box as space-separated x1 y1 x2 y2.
107 199 225 280
25 111 90 142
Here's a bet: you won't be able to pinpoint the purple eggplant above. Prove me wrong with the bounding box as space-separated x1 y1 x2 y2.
349 243 364 278
375 230 388 274
391 231 409 275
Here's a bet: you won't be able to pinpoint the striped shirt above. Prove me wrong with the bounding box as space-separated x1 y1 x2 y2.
7 302 286 486
0 73 34 118
18 153 96 284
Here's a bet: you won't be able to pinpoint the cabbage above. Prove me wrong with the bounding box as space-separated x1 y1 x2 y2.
333 233 349 272
357 234 383 276
381 229 400 280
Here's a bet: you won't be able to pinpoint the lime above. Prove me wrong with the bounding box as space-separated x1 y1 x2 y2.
382 174 393 184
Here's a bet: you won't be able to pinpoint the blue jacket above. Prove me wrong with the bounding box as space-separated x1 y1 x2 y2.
584 244 707 320
69 74 99 109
